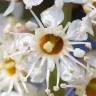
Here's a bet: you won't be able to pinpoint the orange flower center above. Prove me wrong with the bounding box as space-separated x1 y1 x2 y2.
39 34 63 55
86 78 96 96
3 58 16 76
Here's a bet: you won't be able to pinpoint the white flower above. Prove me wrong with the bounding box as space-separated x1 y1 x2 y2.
59 57 85 82
23 0 43 9
0 33 32 94
25 23 91 95
62 51 96 96
63 18 94 40
13 5 64 51
61 70 96 96
18 6 92 95
0 55 28 94
11 4 92 95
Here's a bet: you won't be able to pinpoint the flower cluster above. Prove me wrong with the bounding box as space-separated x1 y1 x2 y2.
0 0 96 96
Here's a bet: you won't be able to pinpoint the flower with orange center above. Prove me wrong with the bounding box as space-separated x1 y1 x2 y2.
0 49 30 95
39 34 63 55
11 5 91 95
60 50 96 96
60 67 96 96
74 74 96 96
23 23 92 95
3 57 16 76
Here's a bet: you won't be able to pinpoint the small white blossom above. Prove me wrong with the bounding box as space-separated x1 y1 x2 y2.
63 51 96 96
0 33 33 94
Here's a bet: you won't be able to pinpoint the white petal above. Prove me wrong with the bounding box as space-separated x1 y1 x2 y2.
47 57 55 72
15 33 34 51
85 51 96 68
82 17 94 36
63 0 85 3
60 55 85 82
73 48 86 58
31 59 47 83
0 77 10 91
55 0 64 9
41 5 64 27
66 20 88 41
3 0 15 16
87 9 96 19
31 68 47 83
25 83 46 96
0 14 8 32
1 92 21 96
12 2 24 19
25 21 38 31
23 0 43 9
